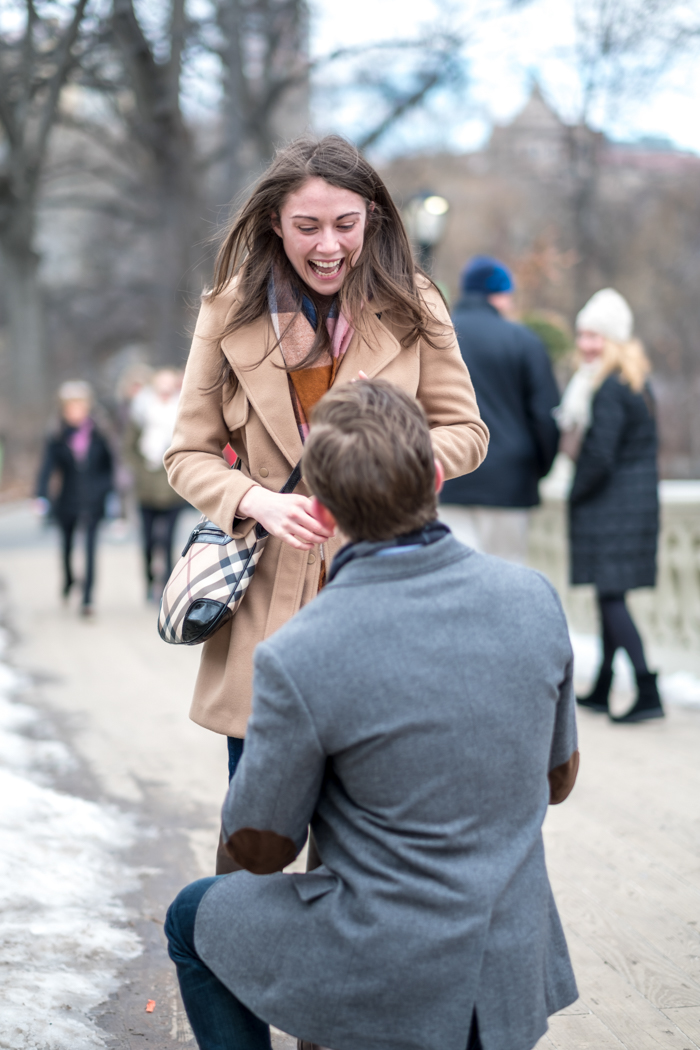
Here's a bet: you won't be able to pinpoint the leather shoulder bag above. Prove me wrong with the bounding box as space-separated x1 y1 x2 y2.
158 460 301 645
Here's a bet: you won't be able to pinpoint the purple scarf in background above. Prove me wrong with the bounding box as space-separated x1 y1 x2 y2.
68 419 93 463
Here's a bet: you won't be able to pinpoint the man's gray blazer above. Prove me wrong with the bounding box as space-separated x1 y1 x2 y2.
194 534 579 1050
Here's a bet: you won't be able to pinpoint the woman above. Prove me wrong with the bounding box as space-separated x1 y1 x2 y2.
36 381 114 617
165 136 489 869
561 288 662 723
125 368 184 601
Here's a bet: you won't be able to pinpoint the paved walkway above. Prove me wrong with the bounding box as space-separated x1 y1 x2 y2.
1 503 699 1050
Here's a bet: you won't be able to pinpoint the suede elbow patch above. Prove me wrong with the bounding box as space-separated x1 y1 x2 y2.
548 750 580 805
224 827 298 874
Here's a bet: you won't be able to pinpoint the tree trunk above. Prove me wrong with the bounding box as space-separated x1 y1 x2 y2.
150 149 198 365
0 240 48 414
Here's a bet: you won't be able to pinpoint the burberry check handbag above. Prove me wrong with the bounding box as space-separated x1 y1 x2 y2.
158 460 302 645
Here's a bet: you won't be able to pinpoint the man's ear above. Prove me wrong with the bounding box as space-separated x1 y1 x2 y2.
434 457 445 495
311 496 337 533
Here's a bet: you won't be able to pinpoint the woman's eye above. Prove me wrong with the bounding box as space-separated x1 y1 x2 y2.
299 226 317 234
338 223 355 231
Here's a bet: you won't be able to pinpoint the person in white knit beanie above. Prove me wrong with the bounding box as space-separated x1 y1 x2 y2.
561 288 662 724
575 288 633 344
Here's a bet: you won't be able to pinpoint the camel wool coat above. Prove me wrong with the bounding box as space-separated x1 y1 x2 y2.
165 278 489 737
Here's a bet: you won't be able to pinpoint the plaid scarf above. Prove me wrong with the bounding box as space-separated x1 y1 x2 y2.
268 263 354 442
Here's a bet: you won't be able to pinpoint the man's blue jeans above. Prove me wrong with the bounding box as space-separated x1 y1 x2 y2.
165 877 272 1050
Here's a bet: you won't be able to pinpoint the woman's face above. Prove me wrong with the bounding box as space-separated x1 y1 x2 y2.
62 398 91 426
272 177 368 296
577 329 606 364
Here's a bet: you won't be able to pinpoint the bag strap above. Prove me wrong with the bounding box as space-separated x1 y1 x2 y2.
279 461 302 495
234 456 302 495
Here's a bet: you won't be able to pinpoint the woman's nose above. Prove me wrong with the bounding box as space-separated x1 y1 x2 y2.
315 226 340 254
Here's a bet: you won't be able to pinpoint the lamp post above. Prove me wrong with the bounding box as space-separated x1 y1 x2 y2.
403 192 450 272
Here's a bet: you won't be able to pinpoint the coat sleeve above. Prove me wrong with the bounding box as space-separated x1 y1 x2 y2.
221 643 326 874
164 292 259 534
548 652 579 804
570 378 626 505
521 331 560 478
417 285 490 480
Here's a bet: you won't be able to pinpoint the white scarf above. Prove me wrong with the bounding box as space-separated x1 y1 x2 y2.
554 362 600 432
131 388 180 472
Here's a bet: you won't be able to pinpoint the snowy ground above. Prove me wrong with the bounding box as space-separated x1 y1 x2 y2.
0 628 143 1050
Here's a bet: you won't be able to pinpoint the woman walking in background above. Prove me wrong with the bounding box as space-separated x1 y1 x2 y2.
560 289 662 723
36 381 113 618
164 134 488 872
125 368 184 601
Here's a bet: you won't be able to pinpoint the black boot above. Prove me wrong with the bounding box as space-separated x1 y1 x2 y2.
577 666 613 713
610 671 664 723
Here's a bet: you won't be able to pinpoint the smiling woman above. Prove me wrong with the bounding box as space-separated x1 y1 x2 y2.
163 135 489 872
274 179 366 293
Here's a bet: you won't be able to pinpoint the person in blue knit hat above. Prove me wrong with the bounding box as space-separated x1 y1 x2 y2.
440 255 560 562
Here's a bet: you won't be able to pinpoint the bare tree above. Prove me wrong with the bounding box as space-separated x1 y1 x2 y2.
0 0 89 418
109 0 198 364
213 0 310 195
563 0 700 299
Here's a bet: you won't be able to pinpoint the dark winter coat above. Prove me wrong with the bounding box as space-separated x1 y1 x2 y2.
36 423 113 521
569 373 658 594
441 293 560 508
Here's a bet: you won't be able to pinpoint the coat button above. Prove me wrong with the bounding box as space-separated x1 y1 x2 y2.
259 467 269 478
308 553 316 564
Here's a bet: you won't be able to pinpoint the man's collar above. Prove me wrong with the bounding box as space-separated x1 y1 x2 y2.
327 521 451 583
455 291 498 314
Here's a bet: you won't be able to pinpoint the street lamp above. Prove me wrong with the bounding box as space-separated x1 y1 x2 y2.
403 192 450 271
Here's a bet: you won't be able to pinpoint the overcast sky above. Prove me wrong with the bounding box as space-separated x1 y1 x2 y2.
311 0 700 157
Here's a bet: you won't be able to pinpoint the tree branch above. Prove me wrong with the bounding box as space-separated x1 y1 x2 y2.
34 0 90 166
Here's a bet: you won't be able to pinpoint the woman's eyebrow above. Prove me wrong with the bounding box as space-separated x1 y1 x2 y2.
291 211 362 221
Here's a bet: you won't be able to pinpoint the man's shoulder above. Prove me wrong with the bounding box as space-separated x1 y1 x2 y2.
465 550 563 606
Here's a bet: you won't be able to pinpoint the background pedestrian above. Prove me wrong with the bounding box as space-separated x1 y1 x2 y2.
440 255 560 563
35 381 113 617
564 289 662 723
164 134 488 873
125 368 184 601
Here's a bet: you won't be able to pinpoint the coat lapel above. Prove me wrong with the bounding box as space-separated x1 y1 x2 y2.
222 310 403 468
222 315 303 469
334 311 403 386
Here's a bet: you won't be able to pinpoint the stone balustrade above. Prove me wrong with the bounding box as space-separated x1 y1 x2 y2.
528 480 700 676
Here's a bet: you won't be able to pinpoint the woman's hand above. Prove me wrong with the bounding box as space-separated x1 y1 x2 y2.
236 487 335 550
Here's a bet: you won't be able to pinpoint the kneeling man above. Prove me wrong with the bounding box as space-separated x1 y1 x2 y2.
166 380 579 1050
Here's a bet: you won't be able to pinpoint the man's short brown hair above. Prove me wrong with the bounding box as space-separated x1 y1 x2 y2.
302 379 437 542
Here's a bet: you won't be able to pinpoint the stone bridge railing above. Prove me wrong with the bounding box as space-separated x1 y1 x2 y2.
528 481 700 675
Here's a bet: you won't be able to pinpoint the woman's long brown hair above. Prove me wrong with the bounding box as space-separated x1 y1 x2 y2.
207 135 449 386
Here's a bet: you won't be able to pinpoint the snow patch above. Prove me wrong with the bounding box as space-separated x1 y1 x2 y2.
0 655 142 1049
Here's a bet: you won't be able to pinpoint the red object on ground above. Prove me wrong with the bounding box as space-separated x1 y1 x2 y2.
223 444 237 466
145 1000 156 1013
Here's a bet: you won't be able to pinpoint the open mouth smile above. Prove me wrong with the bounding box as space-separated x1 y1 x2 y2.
308 258 344 279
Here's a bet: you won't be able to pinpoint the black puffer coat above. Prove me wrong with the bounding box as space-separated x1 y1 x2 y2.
36 423 113 521
440 293 560 508
569 373 658 594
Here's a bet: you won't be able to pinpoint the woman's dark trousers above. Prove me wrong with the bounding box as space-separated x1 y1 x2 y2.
166 877 272 1050
598 593 649 676
580 592 663 719
58 513 101 607
140 505 181 591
